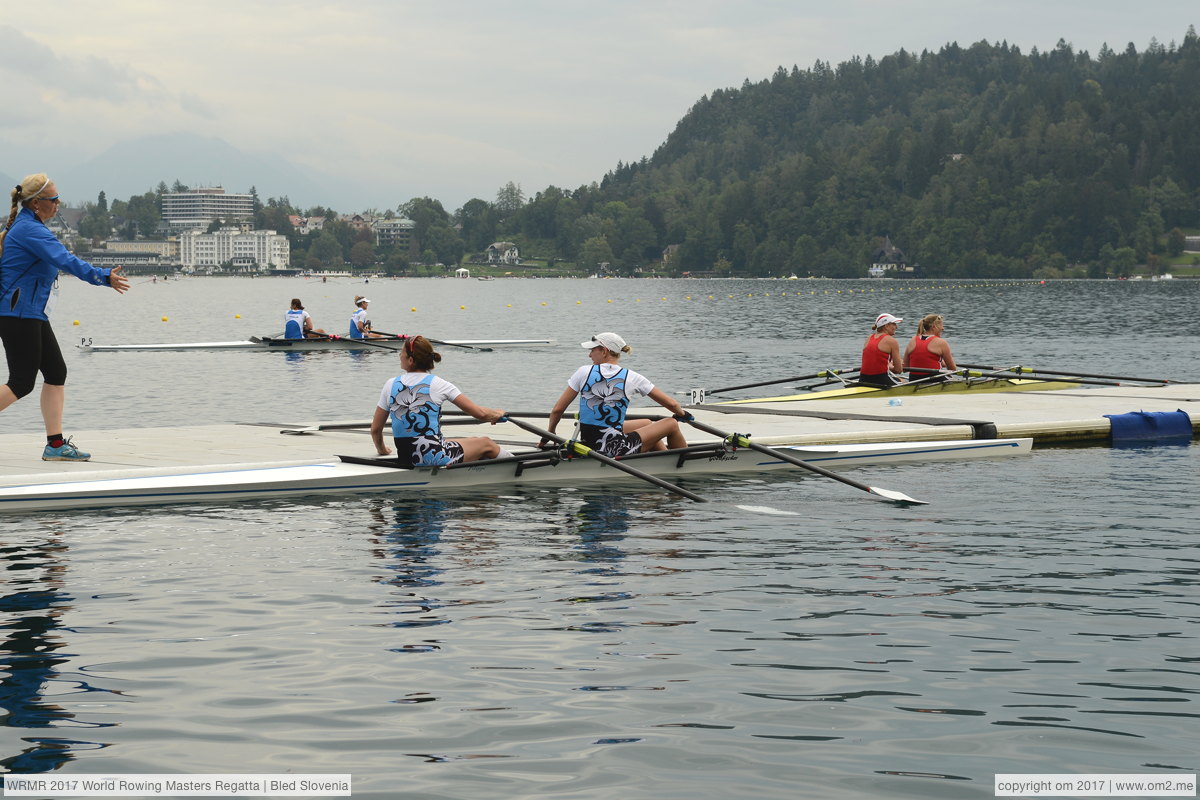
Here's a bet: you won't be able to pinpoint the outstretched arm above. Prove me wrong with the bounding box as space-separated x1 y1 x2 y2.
647 386 686 417
107 266 130 294
450 394 505 424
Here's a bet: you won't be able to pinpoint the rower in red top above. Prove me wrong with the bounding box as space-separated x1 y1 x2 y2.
903 313 957 381
859 313 905 387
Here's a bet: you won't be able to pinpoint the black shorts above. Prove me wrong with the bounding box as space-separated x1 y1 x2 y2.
857 372 902 388
580 423 643 457
0 317 66 395
394 435 466 467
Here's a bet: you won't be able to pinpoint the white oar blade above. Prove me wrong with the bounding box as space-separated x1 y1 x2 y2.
735 505 800 516
869 486 928 505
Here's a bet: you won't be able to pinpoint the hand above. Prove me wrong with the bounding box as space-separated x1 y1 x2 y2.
673 412 695 422
485 408 505 424
108 266 130 294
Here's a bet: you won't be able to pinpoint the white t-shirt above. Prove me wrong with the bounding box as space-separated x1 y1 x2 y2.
377 372 462 412
567 363 655 400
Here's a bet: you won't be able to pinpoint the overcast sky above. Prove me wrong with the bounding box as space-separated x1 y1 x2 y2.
1 1 1195 212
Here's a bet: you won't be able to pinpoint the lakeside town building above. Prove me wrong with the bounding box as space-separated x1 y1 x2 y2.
161 187 255 233
178 228 290 272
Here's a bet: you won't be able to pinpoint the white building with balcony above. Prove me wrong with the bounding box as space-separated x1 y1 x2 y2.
373 217 415 250
179 228 290 271
162 187 255 233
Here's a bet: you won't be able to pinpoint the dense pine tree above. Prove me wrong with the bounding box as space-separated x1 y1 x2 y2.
495 31 1200 277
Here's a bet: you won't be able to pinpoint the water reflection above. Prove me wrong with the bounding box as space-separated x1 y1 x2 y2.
366 498 453 642
566 494 632 573
0 533 114 773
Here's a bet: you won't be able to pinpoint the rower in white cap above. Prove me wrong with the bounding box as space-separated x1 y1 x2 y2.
859 313 905 387
542 331 691 456
349 295 383 339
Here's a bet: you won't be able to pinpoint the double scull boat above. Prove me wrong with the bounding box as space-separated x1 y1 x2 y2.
77 335 555 352
714 376 1079 405
0 437 1032 513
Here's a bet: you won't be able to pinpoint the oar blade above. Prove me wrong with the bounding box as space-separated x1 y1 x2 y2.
869 486 928 505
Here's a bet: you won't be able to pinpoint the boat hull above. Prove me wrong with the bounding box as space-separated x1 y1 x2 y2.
77 336 555 352
718 378 1079 404
0 438 1032 513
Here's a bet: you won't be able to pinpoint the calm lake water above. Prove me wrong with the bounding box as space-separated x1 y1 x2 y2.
1 277 1197 799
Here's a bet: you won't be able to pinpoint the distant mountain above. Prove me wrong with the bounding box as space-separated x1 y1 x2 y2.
53 133 330 207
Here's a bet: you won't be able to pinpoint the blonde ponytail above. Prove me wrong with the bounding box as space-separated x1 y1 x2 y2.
1 173 51 258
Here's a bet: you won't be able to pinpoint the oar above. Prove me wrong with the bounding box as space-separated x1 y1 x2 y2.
957 363 1181 385
955 367 1147 388
372 331 493 352
256 332 400 351
681 417 927 505
707 368 860 395
500 416 708 503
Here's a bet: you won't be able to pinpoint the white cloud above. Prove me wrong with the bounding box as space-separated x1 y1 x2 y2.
0 1 1195 210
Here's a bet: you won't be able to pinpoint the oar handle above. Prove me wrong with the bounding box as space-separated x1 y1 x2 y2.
958 363 1178 385
374 331 493 352
708 368 860 395
501 416 707 503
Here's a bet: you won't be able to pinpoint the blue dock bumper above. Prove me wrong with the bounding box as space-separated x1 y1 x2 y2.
1105 409 1194 441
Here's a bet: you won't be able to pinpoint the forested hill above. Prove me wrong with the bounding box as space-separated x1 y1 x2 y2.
543 31 1200 278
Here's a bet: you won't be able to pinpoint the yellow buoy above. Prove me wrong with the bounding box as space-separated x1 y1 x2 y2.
460 305 466 310
161 316 168 322
235 314 241 319
73 320 80 326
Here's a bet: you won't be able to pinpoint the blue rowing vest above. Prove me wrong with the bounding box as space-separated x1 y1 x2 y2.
579 364 629 430
349 309 366 339
388 375 442 439
284 309 305 338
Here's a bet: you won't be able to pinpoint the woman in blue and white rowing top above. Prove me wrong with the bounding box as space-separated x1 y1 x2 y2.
349 295 382 339
544 332 688 456
370 335 506 466
284 298 324 338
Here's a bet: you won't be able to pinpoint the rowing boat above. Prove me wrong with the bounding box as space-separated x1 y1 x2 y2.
0 437 1032 513
77 335 555 352
716 376 1079 405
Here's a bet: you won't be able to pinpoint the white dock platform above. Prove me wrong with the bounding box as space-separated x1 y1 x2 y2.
0 384 1193 512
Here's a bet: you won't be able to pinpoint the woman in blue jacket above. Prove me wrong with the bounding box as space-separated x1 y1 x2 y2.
0 174 130 461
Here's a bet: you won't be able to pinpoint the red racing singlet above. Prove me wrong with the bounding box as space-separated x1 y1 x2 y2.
908 335 943 371
861 333 893 374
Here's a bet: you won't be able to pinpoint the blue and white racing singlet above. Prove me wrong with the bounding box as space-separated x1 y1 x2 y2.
284 309 306 338
387 375 459 466
349 308 367 339
579 364 630 430
389 375 441 439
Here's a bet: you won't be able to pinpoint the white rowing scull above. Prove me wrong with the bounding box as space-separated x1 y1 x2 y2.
77 336 555 352
0 437 1032 513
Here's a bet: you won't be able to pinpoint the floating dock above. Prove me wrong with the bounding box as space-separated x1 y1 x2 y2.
0 384 1194 512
